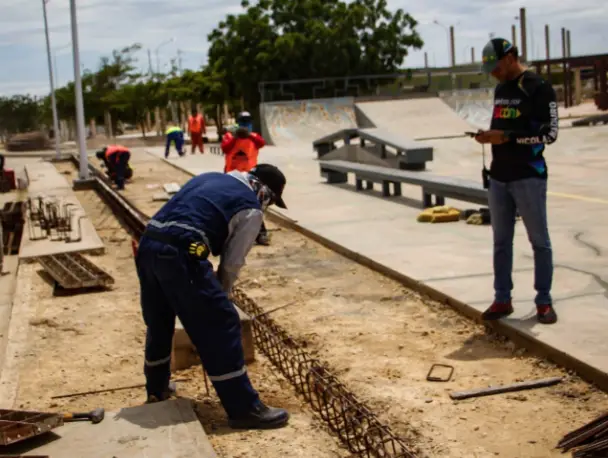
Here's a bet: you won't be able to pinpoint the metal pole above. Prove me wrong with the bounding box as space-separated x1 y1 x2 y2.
449 25 456 67
155 50 160 75
519 8 527 62
69 0 89 180
147 48 153 75
511 24 517 47
424 52 428 68
545 24 550 59
566 30 571 57
471 47 475 63
42 0 61 160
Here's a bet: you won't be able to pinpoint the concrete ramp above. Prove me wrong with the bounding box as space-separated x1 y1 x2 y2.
439 89 494 131
355 98 473 139
260 97 357 146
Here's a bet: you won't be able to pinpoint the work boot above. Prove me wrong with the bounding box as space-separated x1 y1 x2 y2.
256 232 270 246
228 400 289 430
481 301 514 321
146 381 177 404
536 304 558 324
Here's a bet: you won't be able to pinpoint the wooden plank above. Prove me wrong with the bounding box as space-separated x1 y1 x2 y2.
449 377 563 400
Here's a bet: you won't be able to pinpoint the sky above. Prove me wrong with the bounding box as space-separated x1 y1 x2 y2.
1 0 607 97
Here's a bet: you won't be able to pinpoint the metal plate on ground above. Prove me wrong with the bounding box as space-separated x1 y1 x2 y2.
36 252 114 289
0 409 63 446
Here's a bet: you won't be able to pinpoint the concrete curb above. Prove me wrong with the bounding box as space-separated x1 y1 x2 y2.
156 152 608 393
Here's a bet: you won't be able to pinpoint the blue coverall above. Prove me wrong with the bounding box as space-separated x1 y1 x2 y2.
135 171 264 417
165 126 185 158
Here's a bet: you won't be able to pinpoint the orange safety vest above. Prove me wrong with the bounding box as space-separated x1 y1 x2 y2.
225 138 259 173
105 144 129 159
188 114 204 133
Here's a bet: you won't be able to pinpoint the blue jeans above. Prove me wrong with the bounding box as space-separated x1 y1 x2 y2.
135 235 259 416
165 131 184 157
488 177 553 305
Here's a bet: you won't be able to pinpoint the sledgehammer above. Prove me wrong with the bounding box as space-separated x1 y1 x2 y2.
63 407 105 424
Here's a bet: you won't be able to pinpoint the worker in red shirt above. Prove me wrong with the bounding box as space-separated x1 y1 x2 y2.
221 115 271 245
188 108 206 154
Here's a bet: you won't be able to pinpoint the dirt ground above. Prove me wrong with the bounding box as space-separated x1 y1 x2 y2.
24 156 608 457
12 166 349 458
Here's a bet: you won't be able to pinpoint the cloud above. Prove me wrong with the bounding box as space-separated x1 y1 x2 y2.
1 0 607 96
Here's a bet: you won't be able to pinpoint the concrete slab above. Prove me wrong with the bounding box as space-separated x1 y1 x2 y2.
146 123 608 389
18 163 105 260
4 398 218 457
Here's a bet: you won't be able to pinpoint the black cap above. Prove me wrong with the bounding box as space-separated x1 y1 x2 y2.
250 163 287 209
481 38 518 74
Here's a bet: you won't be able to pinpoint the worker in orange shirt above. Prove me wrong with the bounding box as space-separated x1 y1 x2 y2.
95 144 133 190
221 113 271 245
188 108 206 154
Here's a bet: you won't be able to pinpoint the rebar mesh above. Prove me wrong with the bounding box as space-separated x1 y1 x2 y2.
232 288 417 458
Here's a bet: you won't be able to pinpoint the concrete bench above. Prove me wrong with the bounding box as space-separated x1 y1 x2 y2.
320 160 488 208
312 128 360 158
357 128 434 171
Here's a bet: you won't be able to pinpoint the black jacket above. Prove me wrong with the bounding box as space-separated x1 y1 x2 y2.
489 70 558 182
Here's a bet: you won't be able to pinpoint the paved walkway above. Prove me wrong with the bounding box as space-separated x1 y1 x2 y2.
145 123 608 388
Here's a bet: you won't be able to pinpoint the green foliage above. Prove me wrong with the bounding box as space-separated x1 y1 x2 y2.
1 0 427 135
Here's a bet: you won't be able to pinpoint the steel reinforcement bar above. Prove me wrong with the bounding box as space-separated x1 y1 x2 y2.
68 155 417 457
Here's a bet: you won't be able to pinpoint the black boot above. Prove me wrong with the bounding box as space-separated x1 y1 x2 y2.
256 231 270 246
228 400 289 430
146 381 177 404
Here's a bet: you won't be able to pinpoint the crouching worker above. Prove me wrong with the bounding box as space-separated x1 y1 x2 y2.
135 163 289 430
96 144 132 190
221 114 271 246
165 122 185 158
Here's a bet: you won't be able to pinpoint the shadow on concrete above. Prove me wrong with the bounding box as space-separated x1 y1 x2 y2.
323 182 425 210
192 400 243 438
0 431 62 455
444 331 516 362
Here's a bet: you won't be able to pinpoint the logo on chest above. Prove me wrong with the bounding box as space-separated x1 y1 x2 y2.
493 98 523 119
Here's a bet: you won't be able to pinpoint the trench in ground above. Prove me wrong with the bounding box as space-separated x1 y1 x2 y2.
11 160 349 458
50 154 608 457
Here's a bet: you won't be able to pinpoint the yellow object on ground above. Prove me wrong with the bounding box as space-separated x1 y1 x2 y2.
417 205 461 223
466 213 484 225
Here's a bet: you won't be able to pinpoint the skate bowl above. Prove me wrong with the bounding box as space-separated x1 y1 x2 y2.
439 88 494 131
259 90 496 145
260 97 358 146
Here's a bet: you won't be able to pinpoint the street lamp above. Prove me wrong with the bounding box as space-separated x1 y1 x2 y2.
433 20 451 67
155 38 175 75
41 0 61 160
69 0 89 180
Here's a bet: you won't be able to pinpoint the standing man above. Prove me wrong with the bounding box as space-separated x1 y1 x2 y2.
135 163 289 429
474 38 559 324
188 108 206 154
221 113 270 246
165 122 185 158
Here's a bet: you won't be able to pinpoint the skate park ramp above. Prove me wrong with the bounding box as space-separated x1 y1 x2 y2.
354 97 474 138
260 97 357 146
439 88 494 131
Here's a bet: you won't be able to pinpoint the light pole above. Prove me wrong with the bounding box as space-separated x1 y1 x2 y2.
69 0 89 180
42 0 61 160
155 38 175 75
433 20 451 67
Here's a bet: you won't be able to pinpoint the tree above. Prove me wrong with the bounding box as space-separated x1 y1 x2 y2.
0 95 44 140
207 0 424 125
